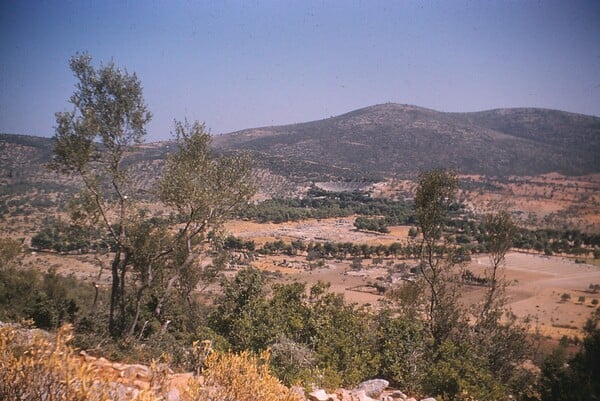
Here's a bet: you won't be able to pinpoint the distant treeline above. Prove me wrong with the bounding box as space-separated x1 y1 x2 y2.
237 188 415 225
30 190 600 258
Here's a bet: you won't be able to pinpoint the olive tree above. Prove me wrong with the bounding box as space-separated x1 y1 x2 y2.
480 210 516 319
51 54 255 337
414 169 460 346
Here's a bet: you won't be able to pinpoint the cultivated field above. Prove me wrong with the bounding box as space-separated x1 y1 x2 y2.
226 218 600 340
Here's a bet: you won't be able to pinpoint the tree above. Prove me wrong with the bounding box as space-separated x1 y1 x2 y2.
480 211 516 319
540 316 600 400
413 169 460 346
51 54 255 338
0 238 21 268
561 293 571 302
51 54 152 336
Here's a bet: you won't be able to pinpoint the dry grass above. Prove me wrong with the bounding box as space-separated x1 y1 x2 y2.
0 324 302 401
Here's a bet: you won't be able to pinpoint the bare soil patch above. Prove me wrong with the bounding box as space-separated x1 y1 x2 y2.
225 218 410 246
463 252 600 339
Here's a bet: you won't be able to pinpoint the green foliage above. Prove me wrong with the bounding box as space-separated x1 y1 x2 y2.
414 169 461 346
210 267 268 351
354 217 390 233
50 54 255 338
308 290 380 386
209 272 380 388
0 237 21 267
480 211 516 318
415 169 458 242
376 309 428 394
539 318 600 400
31 219 112 253
424 340 507 401
239 188 414 224
0 266 95 330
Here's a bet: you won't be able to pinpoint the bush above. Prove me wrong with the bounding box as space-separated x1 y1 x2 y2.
354 217 390 233
0 266 94 330
0 324 128 401
424 340 506 401
186 350 302 401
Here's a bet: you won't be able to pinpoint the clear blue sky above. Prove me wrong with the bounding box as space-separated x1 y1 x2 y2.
1 1 599 141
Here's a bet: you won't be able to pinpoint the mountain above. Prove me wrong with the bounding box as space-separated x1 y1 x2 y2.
1 104 599 189
213 104 600 180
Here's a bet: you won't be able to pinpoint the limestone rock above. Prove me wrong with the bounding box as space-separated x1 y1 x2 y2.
309 388 338 401
291 385 308 401
352 389 376 401
353 379 389 398
166 388 181 401
336 388 353 401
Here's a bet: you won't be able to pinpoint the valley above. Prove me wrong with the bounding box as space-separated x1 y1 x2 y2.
1 103 599 399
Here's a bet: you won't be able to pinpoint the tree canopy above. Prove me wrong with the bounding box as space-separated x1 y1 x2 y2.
51 54 255 337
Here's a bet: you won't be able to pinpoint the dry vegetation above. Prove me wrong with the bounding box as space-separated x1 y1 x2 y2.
225 214 600 340
0 323 300 401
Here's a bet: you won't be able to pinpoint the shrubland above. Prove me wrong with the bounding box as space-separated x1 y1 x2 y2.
1 54 599 400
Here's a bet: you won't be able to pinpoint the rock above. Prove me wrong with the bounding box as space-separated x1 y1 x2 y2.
352 390 376 401
169 372 194 393
353 379 389 398
309 388 337 401
406 398 417 401
420 398 436 401
291 385 307 401
166 388 181 401
335 388 352 401
388 391 407 400
132 379 150 390
122 364 151 379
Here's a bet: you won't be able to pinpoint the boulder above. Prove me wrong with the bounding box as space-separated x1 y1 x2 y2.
166 388 181 401
308 388 338 401
353 379 389 398
352 389 376 401
335 388 353 401
290 385 308 401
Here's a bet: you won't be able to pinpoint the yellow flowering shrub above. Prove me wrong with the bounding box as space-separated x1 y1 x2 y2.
0 324 165 401
0 324 303 401
184 350 303 401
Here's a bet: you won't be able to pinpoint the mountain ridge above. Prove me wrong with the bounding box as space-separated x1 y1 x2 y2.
213 103 599 179
2 103 599 183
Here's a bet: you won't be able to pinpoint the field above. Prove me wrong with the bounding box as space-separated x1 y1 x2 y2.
224 218 600 340
6 214 600 342
370 173 600 232
2 173 599 343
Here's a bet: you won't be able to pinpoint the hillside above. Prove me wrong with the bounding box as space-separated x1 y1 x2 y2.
1 104 599 199
213 104 600 180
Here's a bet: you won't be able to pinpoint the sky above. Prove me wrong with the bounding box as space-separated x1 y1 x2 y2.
1 1 599 142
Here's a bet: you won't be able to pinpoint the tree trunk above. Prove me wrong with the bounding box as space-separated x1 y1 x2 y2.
109 250 129 337
109 251 122 337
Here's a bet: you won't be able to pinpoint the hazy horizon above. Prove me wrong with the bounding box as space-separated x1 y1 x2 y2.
1 1 599 141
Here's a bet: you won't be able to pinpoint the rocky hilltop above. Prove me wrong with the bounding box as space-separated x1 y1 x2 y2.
214 104 600 180
2 104 598 189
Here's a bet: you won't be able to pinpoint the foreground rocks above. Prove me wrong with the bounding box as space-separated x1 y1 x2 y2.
82 351 434 401
1 322 435 401
307 381 432 401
